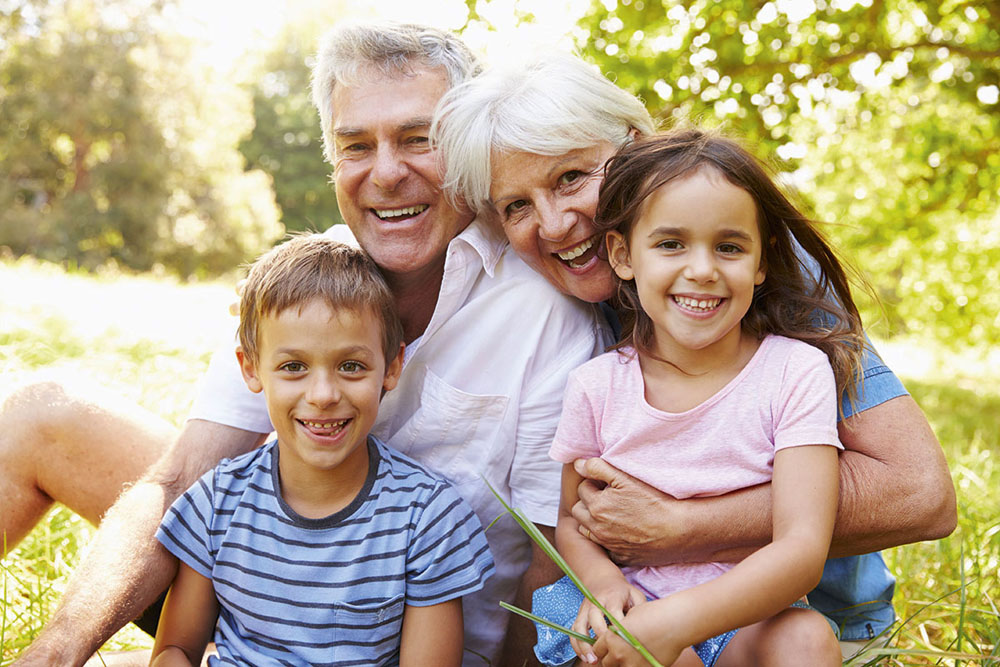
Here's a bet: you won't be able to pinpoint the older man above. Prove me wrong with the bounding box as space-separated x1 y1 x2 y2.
9 22 605 666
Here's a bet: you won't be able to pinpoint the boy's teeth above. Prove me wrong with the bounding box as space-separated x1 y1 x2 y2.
302 419 348 429
374 205 428 219
674 296 722 311
557 235 597 261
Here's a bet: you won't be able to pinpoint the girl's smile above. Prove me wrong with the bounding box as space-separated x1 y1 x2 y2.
607 165 766 367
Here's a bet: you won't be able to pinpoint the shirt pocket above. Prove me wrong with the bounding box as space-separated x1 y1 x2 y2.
384 367 509 487
332 595 406 665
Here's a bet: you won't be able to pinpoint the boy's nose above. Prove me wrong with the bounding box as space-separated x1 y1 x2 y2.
306 375 341 406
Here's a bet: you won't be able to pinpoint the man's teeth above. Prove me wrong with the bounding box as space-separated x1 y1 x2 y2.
674 296 722 311
557 235 598 261
374 205 428 219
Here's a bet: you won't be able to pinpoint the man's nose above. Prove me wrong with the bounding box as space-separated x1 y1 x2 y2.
370 145 409 191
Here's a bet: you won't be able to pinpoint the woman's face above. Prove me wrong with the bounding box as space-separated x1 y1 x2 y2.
489 143 618 303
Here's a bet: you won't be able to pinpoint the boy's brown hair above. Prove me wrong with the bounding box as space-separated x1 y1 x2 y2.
238 234 403 366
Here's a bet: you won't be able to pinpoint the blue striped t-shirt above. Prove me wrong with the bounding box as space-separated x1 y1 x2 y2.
156 436 495 666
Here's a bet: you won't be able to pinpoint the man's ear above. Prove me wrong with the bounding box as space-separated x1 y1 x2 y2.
606 231 634 281
236 346 264 394
381 343 405 394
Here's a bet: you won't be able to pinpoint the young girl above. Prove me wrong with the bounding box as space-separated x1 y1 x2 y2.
533 129 869 667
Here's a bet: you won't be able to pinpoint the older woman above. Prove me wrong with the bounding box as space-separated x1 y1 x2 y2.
432 52 955 658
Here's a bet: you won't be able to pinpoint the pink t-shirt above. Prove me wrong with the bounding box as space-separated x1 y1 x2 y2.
550 334 842 599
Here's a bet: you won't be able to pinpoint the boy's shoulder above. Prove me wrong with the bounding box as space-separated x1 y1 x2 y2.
371 436 451 491
209 442 275 490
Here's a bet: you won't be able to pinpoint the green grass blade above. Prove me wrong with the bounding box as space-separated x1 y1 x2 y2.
499 601 595 644
485 479 665 667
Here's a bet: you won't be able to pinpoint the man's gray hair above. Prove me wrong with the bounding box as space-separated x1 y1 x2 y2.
311 21 482 165
432 52 657 214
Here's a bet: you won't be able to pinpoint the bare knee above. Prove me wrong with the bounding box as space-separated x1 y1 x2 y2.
1 379 82 448
748 609 840 667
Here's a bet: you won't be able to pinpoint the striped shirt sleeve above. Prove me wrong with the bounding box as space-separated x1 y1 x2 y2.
156 468 217 579
404 481 495 607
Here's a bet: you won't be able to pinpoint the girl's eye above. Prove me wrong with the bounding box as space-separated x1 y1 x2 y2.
718 243 743 254
280 361 306 373
339 361 365 374
657 240 683 250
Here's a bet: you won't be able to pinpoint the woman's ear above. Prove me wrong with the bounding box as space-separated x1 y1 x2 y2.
606 231 634 281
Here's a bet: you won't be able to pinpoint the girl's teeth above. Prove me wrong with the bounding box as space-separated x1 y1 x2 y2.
674 296 721 311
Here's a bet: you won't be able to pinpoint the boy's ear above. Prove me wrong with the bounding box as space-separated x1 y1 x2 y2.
606 231 634 281
236 346 264 394
381 343 405 393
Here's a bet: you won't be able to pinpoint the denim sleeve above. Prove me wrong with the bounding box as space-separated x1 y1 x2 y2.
840 337 908 420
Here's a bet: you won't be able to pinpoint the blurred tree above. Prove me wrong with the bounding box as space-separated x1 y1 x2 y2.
0 0 282 276
573 0 1000 346
238 26 342 233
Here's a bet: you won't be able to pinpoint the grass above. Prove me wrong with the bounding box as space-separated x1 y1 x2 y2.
2 256 998 665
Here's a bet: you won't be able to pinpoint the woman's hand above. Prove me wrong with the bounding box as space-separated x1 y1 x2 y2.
569 574 646 664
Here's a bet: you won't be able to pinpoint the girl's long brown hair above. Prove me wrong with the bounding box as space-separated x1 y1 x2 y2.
596 128 869 410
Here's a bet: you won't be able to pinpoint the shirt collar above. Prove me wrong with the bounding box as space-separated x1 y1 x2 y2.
451 216 507 277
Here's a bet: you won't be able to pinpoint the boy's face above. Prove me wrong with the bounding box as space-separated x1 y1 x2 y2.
238 300 403 483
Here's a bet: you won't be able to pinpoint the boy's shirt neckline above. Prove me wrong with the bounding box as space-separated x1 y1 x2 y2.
270 436 381 528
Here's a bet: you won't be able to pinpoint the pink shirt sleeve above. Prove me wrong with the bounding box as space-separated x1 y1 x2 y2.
772 340 842 452
549 367 604 464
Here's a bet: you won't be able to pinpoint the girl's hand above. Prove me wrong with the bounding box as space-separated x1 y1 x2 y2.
570 577 647 663
591 597 686 667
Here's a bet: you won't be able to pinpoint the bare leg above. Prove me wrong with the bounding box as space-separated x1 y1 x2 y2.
716 607 841 667
1 379 176 553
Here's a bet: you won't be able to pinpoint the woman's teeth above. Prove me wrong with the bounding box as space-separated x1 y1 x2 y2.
557 235 597 261
674 296 722 311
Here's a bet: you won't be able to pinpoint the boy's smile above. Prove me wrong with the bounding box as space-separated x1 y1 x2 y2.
238 299 402 512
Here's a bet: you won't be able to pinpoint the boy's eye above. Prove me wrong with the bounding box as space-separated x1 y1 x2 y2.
280 361 306 373
657 239 683 250
339 360 365 374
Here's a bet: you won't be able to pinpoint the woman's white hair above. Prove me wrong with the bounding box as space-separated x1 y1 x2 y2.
432 52 656 214
310 21 482 165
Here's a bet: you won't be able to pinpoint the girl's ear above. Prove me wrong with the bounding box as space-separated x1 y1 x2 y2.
236 347 264 394
606 231 634 281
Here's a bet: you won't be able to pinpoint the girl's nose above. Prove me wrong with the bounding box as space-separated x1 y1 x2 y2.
684 248 719 283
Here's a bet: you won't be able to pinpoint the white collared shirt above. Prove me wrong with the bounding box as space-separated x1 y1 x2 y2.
188 218 611 665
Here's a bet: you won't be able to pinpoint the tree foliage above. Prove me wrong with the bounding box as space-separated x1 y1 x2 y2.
238 25 342 234
573 0 1000 346
0 0 282 276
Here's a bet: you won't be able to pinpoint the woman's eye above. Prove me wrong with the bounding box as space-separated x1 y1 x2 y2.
280 361 306 373
504 199 529 218
558 170 585 187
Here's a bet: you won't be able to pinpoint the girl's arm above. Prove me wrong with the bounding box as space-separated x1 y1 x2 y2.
398 599 463 667
150 562 219 667
594 444 839 666
557 463 647 660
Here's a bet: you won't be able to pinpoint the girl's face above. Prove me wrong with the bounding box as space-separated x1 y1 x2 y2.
489 143 618 303
607 166 766 360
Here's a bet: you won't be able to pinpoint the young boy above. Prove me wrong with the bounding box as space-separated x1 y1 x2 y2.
151 235 495 666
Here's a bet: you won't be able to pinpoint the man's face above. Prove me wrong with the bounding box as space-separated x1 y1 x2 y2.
330 67 473 283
